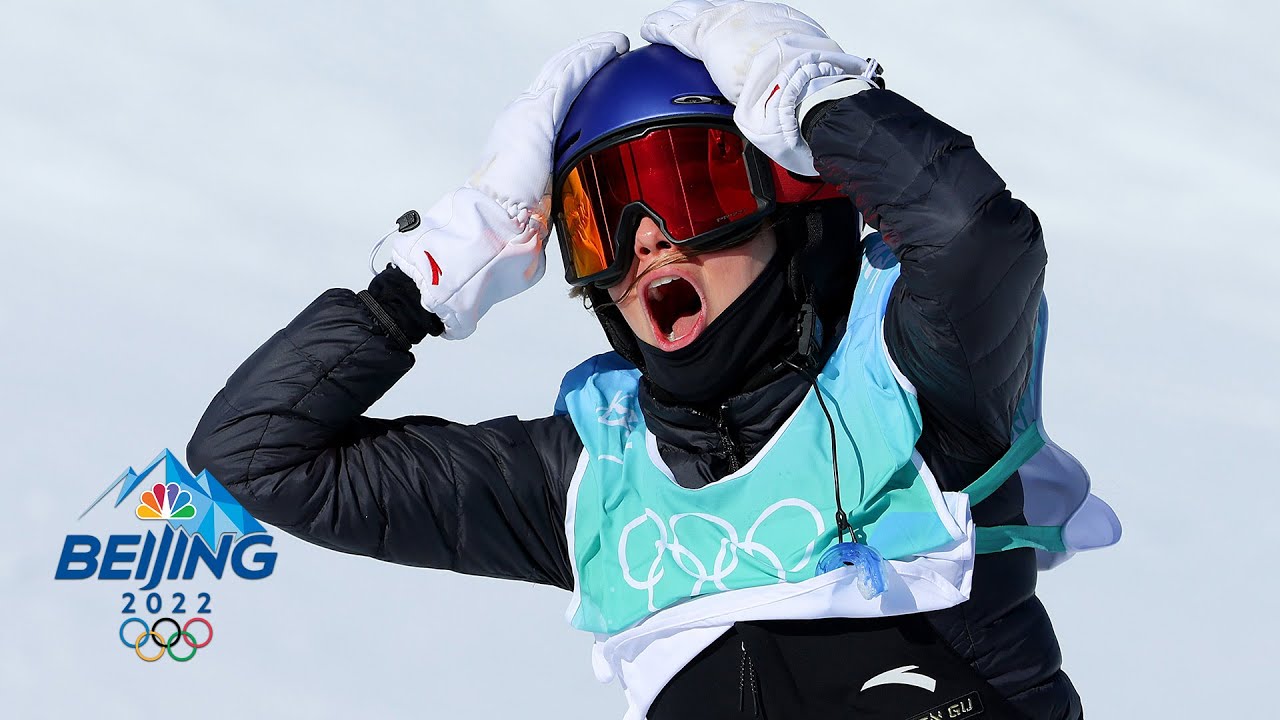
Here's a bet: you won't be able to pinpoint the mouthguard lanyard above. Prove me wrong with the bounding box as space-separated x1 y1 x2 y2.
783 304 886 599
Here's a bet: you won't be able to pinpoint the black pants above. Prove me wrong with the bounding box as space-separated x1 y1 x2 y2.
649 616 1026 720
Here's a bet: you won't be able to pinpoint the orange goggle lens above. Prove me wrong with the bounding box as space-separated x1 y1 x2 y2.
556 126 765 286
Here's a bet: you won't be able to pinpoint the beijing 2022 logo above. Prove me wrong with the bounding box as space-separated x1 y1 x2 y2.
54 449 277 662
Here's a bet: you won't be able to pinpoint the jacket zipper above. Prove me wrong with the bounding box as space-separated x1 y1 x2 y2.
691 403 743 472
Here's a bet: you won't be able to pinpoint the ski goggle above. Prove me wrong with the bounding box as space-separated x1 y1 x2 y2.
553 124 844 288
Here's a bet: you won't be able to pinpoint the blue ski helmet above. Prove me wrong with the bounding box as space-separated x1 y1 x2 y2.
553 44 735 180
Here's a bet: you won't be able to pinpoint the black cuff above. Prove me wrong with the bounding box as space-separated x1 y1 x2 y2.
366 265 444 344
800 99 840 144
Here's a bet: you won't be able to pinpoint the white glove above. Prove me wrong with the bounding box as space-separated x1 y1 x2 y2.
641 0 879 176
390 32 629 339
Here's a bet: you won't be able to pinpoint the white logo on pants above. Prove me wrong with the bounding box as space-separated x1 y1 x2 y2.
861 665 937 693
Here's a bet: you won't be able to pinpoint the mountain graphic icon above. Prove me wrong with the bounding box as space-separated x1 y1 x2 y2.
81 449 265 545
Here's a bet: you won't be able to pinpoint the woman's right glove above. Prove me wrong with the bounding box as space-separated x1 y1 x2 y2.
389 32 629 340
641 0 880 176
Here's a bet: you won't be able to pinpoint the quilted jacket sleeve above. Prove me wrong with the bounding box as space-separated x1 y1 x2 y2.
186 268 582 589
805 88 1048 468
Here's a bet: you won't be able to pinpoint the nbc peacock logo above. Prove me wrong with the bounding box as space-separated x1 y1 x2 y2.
135 482 197 521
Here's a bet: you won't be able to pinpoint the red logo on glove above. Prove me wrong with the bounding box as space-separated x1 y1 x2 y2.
424 251 442 285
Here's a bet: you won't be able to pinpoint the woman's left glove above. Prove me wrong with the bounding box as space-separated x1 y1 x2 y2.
390 32 629 339
641 0 879 176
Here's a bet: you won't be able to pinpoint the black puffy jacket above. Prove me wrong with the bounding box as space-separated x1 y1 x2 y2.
188 89 1079 718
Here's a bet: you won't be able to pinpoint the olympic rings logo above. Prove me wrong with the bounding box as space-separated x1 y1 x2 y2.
617 498 826 612
118 617 213 662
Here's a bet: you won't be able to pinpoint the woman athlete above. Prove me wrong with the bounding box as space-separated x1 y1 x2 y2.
189 2 1120 718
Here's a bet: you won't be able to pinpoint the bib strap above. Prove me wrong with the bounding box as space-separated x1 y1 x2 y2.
961 421 1064 555
976 525 1067 554
960 421 1047 506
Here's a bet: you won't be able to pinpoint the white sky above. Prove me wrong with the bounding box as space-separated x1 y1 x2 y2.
2 1 1278 717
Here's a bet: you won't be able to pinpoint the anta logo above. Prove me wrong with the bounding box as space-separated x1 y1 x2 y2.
423 250 442 285
906 691 984 720
862 665 936 692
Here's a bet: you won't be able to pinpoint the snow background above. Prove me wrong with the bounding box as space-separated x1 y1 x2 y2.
2 0 1276 717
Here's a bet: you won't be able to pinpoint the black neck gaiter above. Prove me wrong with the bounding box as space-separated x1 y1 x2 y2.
638 252 796 406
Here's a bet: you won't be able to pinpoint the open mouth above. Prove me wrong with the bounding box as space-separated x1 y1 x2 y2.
642 270 707 351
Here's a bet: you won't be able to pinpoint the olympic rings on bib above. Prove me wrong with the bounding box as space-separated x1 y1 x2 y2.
118 617 214 661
